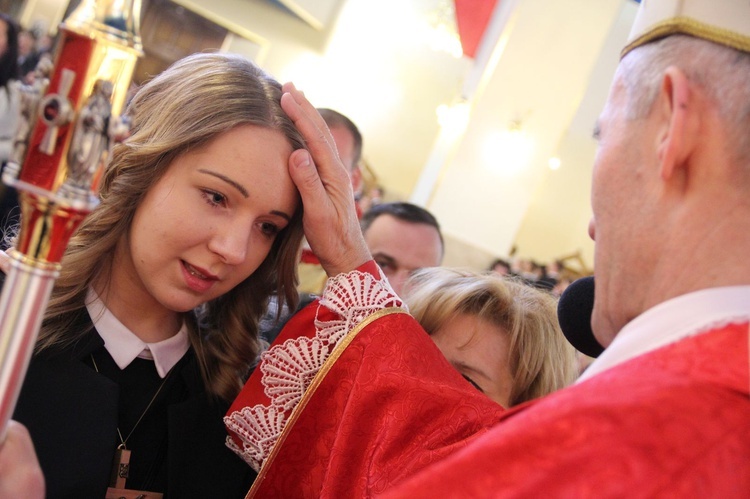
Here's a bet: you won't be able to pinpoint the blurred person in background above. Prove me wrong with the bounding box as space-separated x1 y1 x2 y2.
361 201 443 296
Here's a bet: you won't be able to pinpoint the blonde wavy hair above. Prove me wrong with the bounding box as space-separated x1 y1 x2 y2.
36 52 306 401
403 267 577 406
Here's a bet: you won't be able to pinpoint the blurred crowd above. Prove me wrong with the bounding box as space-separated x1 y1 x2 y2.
488 254 584 297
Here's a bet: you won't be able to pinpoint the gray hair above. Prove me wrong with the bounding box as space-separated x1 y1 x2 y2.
619 35 750 163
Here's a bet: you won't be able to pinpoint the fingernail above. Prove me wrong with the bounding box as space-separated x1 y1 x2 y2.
296 151 311 168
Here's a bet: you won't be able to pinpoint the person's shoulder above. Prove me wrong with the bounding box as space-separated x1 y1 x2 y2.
499 336 746 443
400 356 749 495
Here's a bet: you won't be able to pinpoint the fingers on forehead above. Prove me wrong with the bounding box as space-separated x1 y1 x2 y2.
282 84 330 133
281 87 336 154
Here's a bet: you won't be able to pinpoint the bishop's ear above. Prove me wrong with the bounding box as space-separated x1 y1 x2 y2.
656 66 696 181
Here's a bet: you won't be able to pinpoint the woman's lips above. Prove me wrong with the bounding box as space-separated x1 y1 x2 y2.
181 261 218 293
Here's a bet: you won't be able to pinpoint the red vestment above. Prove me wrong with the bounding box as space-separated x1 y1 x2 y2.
227 265 749 497
225 263 504 497
385 321 750 497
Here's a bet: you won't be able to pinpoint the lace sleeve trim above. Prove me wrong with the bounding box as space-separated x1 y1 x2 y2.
225 268 404 471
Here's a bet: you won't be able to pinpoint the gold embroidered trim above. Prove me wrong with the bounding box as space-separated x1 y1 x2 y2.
622 16 750 58
245 307 409 498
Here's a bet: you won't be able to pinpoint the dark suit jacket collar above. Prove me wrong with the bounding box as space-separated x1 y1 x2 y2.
36 310 207 396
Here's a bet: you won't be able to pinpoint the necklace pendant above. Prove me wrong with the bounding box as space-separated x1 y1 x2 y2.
110 447 131 489
106 449 163 498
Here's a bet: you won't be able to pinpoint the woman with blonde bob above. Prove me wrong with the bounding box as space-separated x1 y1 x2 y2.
11 52 306 497
403 267 577 408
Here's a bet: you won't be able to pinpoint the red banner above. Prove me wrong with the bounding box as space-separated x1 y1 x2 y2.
454 0 498 58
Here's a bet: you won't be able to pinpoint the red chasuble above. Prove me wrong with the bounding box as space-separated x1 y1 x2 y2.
227 263 749 497
225 262 504 497
384 322 750 497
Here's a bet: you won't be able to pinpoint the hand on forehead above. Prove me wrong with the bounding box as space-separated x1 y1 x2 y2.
279 83 371 277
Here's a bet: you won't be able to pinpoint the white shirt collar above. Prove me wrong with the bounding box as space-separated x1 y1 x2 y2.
578 286 750 382
85 287 190 378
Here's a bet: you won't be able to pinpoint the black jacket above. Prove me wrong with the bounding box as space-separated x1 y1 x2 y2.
13 312 255 498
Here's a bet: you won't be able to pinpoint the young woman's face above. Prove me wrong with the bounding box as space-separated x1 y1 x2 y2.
118 124 298 316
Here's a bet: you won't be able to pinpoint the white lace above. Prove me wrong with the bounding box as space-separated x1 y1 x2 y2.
225 269 403 471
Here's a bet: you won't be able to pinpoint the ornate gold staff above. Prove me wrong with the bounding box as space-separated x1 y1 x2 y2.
0 0 142 438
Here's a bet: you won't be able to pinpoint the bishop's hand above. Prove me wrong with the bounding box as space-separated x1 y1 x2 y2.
281 83 371 278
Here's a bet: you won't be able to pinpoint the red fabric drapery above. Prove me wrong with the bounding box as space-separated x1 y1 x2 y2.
454 0 499 58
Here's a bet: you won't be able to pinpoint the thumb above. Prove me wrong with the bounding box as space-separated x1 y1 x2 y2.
289 149 322 207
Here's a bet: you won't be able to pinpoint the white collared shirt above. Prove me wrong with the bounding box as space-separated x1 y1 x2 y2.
578 286 750 382
85 287 190 378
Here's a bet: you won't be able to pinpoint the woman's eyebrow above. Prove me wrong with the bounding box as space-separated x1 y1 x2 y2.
270 210 292 223
198 168 292 221
198 169 249 198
